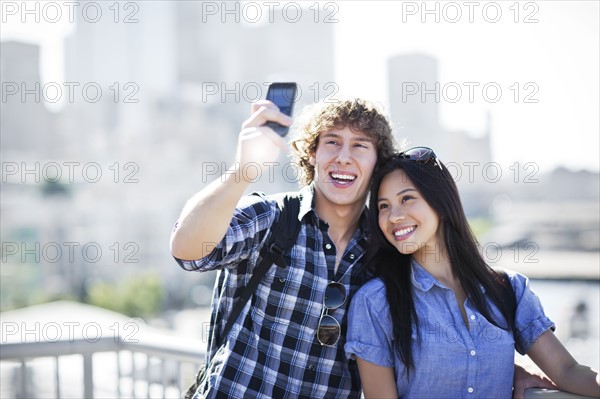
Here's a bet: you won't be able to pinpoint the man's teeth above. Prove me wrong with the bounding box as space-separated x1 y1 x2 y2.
394 226 415 236
331 173 356 181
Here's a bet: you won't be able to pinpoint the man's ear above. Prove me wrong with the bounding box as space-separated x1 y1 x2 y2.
309 154 316 166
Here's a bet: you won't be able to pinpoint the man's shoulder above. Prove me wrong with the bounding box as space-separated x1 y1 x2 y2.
246 187 314 222
237 191 282 212
244 190 303 202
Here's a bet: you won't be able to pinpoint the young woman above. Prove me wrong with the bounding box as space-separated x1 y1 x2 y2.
345 147 600 398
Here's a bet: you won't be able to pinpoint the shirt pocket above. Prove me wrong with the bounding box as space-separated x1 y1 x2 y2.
253 262 311 327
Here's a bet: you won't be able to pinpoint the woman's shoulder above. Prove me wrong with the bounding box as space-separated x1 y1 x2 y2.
497 268 530 294
349 277 390 318
354 277 387 300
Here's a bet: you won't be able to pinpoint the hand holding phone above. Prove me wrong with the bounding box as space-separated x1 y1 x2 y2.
264 82 297 137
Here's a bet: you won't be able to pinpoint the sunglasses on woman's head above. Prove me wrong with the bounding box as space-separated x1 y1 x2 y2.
317 281 347 346
396 147 443 170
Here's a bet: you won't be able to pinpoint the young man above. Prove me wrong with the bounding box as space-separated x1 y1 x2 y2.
170 98 553 398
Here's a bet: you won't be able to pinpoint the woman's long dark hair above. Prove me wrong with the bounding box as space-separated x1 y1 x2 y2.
366 154 514 376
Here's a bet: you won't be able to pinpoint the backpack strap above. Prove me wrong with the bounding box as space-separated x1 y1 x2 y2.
220 192 302 339
496 269 517 339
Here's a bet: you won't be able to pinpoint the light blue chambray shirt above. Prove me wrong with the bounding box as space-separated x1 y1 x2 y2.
345 260 555 399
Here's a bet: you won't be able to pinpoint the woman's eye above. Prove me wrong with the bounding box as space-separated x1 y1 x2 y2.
401 195 415 203
378 203 389 210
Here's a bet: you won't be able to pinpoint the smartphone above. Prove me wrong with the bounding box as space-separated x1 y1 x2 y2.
264 82 297 137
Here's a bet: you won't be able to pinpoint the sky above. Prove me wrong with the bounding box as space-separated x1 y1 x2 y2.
1 0 599 173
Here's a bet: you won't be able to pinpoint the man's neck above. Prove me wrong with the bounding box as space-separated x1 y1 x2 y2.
312 192 364 245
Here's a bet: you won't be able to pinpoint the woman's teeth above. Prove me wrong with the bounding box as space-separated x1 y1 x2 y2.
394 226 416 237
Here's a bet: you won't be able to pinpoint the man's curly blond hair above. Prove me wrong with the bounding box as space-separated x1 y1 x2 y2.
290 98 397 186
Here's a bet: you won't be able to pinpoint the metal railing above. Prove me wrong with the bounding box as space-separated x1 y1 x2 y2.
0 334 595 398
0 333 204 398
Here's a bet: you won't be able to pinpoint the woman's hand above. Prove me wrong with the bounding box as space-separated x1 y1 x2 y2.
512 363 556 399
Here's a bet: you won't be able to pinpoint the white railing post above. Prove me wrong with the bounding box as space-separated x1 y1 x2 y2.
82 352 94 399
19 359 27 398
54 356 61 398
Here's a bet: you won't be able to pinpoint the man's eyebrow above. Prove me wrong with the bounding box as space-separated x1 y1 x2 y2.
320 132 374 142
378 188 417 202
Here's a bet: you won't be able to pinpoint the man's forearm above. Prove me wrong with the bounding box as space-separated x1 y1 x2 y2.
170 166 251 260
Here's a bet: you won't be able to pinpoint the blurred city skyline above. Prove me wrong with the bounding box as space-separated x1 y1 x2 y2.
1 0 598 310
2 0 599 173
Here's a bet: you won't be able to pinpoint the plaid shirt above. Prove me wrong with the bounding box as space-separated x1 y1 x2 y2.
176 185 369 398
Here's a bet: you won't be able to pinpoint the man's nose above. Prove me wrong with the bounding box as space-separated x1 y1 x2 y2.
336 144 351 164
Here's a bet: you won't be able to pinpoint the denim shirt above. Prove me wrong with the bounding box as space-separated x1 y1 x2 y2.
345 260 555 399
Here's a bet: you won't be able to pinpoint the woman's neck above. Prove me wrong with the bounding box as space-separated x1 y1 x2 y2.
414 244 455 285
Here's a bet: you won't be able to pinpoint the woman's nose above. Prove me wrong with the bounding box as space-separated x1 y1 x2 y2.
390 208 406 223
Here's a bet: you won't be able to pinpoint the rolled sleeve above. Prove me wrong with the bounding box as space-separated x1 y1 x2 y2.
509 271 556 354
344 279 394 368
173 192 277 273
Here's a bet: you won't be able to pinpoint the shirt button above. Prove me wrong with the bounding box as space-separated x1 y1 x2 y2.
470 315 475 320
468 387 474 393
279 277 285 283
308 364 315 370
470 350 476 356
325 243 332 250
349 254 355 259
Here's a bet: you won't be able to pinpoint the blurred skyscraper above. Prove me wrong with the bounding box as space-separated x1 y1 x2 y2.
0 41 56 156
175 1 335 121
388 53 441 148
388 53 494 214
62 1 178 156
388 52 492 163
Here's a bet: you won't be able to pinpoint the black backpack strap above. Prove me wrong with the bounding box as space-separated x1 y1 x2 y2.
497 269 517 338
221 193 302 339
264 192 303 269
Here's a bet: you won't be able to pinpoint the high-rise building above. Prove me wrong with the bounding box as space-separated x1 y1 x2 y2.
175 1 335 123
388 53 493 215
62 0 178 149
0 41 55 155
388 53 442 149
64 1 177 96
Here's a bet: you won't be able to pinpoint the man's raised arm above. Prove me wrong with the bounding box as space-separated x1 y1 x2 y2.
170 101 291 260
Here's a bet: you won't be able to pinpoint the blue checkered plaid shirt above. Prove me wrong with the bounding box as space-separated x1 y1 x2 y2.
175 185 369 398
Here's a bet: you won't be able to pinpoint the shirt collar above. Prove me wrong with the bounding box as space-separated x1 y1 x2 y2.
410 259 487 294
410 258 438 292
297 184 315 222
298 183 370 235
